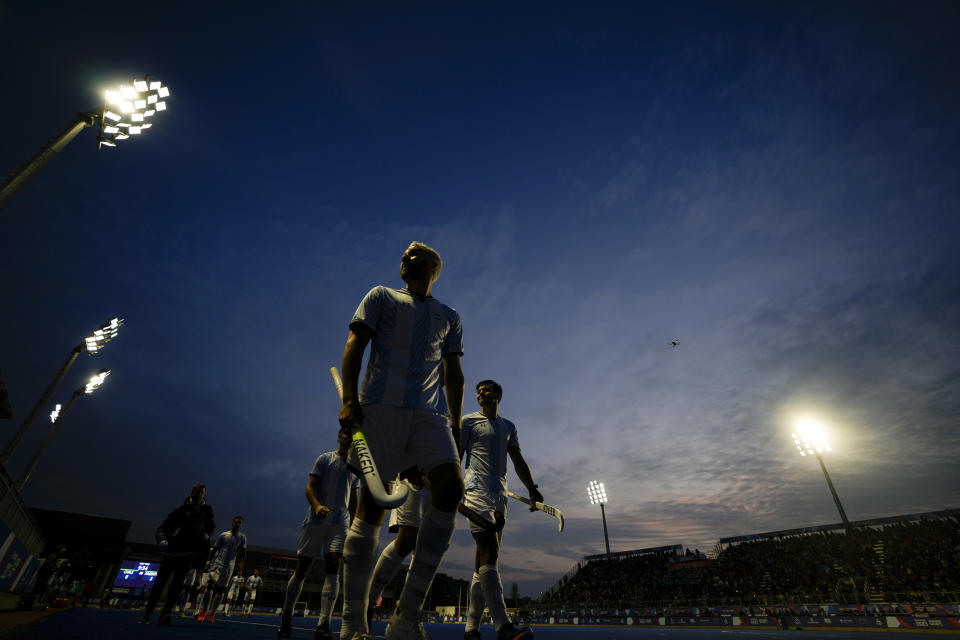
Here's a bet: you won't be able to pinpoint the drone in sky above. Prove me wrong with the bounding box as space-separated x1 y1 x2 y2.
669 340 680 348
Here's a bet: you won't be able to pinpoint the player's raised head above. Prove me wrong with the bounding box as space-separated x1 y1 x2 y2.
476 379 503 403
190 483 206 504
232 516 244 530
401 241 442 284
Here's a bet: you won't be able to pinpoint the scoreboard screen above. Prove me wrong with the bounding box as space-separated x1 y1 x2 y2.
113 561 159 589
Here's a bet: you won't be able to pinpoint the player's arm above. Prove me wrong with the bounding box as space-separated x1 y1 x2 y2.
508 446 544 510
305 473 330 519
339 324 372 431
443 352 464 453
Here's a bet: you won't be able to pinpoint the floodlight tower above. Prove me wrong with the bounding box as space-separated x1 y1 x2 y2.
0 75 170 210
587 480 611 555
0 318 123 465
17 369 111 491
792 418 852 532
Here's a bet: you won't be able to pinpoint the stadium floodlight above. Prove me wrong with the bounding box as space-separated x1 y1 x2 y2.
0 74 171 210
792 417 852 532
0 318 124 466
587 480 611 555
97 75 170 149
17 369 112 491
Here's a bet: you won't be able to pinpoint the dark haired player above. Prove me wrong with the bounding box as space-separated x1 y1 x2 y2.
462 380 541 640
195 516 246 623
278 426 359 639
139 483 214 626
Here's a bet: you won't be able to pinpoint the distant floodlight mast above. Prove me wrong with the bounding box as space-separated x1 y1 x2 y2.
0 74 170 210
587 480 611 555
792 418 852 532
0 318 123 466
17 368 112 491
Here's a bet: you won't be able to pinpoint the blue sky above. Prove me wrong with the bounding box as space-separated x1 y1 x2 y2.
1 2 958 597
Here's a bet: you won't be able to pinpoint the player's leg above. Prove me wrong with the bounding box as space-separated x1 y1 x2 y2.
369 488 421 613
341 404 400 640
464 569 486 639
279 554 315 637
388 411 462 639
474 528 532 640
315 548 343 638
139 559 173 623
157 560 190 622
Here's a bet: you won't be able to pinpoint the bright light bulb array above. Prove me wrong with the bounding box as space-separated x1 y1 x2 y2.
792 417 832 457
85 317 124 354
84 369 111 395
98 76 169 148
587 479 607 505
50 404 62 424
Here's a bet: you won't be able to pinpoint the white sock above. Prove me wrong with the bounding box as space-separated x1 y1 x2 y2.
369 543 405 610
478 564 509 630
465 571 486 632
318 572 340 624
282 572 305 620
396 505 455 619
340 518 381 640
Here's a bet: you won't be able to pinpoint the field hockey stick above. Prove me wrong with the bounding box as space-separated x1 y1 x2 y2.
330 367 409 509
505 491 565 532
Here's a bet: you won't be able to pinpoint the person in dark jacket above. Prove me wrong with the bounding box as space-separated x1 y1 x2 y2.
139 483 215 625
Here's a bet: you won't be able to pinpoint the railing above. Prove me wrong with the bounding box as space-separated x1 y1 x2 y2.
538 590 960 610
0 463 45 557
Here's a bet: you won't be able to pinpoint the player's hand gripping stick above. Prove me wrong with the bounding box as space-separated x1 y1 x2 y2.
330 367 409 509
505 491 565 532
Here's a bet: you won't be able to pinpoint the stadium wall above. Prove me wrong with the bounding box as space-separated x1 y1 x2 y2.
0 467 45 610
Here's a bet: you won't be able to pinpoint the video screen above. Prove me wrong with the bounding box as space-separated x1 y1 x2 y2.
113 561 158 589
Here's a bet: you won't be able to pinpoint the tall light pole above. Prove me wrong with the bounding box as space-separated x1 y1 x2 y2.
0 318 123 465
792 418 852 533
0 75 170 210
587 480 610 555
18 369 110 491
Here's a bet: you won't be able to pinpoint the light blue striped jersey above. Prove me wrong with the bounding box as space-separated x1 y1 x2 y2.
302 450 360 527
209 530 247 570
461 411 520 496
351 286 464 414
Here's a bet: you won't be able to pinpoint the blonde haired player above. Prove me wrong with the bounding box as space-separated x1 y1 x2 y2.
338 241 465 640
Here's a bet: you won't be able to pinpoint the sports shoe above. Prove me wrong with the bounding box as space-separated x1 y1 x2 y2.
157 613 172 626
195 610 207 621
278 617 293 638
465 630 483 640
178 612 188 619
205 612 216 623
137 615 150 624
315 619 333 640
385 610 428 640
497 623 533 640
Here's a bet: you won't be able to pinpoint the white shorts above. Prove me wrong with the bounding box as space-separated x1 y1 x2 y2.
298 521 347 558
349 404 458 484
463 489 508 535
200 562 234 589
244 589 257 602
388 484 426 532
227 585 241 600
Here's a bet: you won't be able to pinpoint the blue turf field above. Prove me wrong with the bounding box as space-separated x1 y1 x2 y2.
11 609 953 640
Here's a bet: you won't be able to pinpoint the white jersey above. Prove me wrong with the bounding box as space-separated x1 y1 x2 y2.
228 575 244 596
209 530 247 570
303 451 360 527
461 411 520 496
351 286 463 414
246 574 263 591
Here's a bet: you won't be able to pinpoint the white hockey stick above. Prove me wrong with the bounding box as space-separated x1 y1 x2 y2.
505 491 564 532
330 367 409 508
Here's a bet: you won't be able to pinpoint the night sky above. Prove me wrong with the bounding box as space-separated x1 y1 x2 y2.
2 2 958 597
